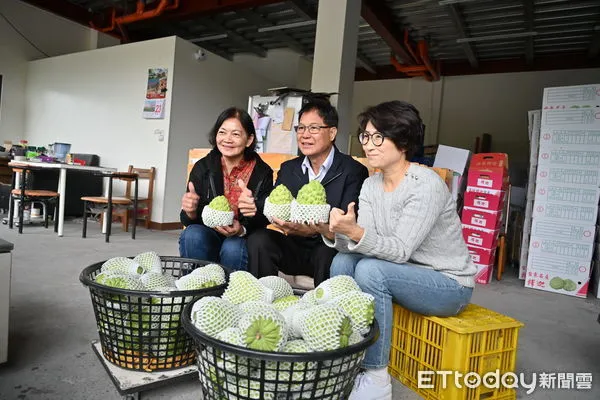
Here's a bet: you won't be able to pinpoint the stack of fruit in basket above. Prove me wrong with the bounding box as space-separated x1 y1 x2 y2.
93 251 226 291
189 271 374 396
264 181 332 224
91 252 227 371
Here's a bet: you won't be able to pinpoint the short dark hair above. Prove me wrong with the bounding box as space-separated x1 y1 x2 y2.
299 100 339 128
357 100 423 160
208 107 257 160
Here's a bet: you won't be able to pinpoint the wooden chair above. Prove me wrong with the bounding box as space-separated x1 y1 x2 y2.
81 171 138 243
112 165 156 231
8 165 59 234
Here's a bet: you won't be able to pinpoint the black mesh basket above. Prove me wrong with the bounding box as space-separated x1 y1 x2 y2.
181 293 379 400
80 256 228 372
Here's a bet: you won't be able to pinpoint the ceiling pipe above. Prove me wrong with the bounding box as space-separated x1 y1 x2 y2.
404 30 421 64
91 0 179 33
418 40 440 81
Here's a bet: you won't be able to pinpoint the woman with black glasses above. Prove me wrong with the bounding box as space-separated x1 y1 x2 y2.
322 100 476 400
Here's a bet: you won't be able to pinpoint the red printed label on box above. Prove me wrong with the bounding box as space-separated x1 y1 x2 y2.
464 187 506 211
462 225 500 250
462 207 502 230
468 245 497 265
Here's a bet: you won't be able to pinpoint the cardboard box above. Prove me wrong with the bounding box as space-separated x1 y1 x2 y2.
468 245 497 265
475 263 494 285
542 84 600 108
530 219 596 243
462 207 503 230
464 187 506 211
462 225 500 249
466 153 509 191
538 128 600 152
528 235 594 262
537 148 600 169
524 252 592 298
533 184 600 207
532 201 598 224
535 165 600 188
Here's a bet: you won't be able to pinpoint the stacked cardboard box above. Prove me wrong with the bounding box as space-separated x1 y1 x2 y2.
461 153 509 284
525 83 600 298
519 110 542 279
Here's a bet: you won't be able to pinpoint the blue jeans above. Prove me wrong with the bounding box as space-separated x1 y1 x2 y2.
178 224 248 271
331 253 473 369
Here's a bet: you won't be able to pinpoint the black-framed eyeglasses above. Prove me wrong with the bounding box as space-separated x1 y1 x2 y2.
358 131 386 146
297 124 330 134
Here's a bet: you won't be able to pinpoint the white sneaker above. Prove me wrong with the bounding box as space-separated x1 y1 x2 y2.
348 371 392 400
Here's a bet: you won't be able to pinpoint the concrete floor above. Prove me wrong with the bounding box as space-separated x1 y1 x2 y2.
0 219 599 400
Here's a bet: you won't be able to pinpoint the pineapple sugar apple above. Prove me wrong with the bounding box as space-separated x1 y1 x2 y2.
269 184 294 205
191 263 226 285
222 271 275 305
133 251 162 274
258 276 294 300
175 273 218 290
291 180 330 224
100 257 144 275
264 184 294 222
296 180 327 205
272 295 301 312
191 296 241 337
314 275 361 304
238 306 287 352
140 273 176 291
201 195 234 228
300 303 353 351
208 195 231 211
331 291 375 336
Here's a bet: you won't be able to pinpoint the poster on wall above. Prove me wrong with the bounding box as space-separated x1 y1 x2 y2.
143 68 167 119
143 99 166 119
146 68 168 99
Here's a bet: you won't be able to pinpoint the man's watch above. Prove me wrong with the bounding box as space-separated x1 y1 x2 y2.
239 225 247 237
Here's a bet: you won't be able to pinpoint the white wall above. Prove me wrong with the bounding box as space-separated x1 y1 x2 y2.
438 68 600 182
232 48 307 89
350 78 443 155
163 38 277 223
0 0 118 142
24 37 176 222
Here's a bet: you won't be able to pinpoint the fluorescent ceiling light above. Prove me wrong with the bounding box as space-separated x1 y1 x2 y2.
258 20 316 33
457 31 538 43
191 34 228 42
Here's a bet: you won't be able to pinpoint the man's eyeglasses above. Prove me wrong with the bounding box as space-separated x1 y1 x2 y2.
358 131 386 146
297 125 330 134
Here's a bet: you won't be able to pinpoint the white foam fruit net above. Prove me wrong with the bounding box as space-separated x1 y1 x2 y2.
300 304 346 352
201 207 234 228
263 197 292 223
290 200 331 224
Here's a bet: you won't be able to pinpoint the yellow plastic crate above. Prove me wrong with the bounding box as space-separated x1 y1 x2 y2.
389 303 524 400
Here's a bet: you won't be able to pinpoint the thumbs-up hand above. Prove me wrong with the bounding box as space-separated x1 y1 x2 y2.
182 181 200 219
237 179 257 217
329 202 362 240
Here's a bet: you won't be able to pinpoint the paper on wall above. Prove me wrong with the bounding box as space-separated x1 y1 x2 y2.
266 123 293 154
268 104 284 124
255 117 271 141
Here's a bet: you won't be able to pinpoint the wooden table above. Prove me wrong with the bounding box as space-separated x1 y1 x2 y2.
8 161 117 237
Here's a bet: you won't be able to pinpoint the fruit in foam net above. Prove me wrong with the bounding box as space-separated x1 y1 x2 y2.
296 181 327 205
208 195 231 211
269 184 294 205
